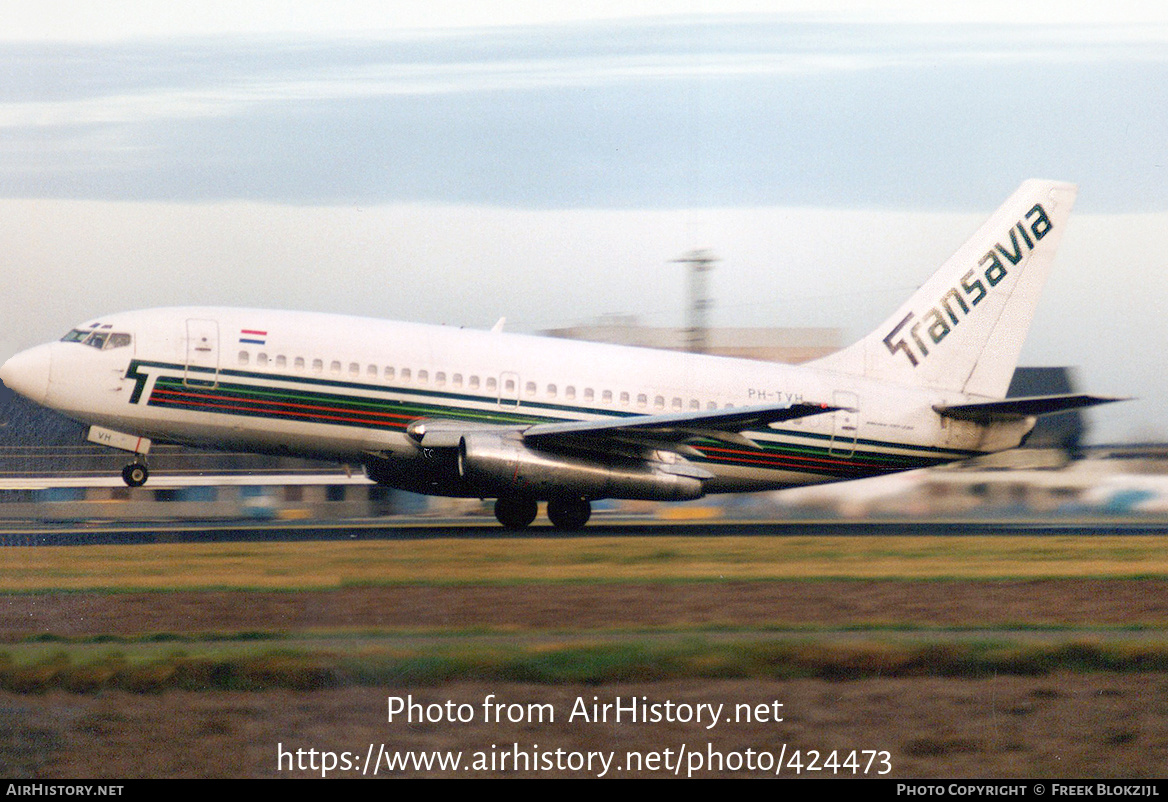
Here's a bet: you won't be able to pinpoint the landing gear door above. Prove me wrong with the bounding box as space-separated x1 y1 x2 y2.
185 319 219 388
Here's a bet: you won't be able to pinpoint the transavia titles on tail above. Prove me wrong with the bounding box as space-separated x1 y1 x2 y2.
0 180 1121 529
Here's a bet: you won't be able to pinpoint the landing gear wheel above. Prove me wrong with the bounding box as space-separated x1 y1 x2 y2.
494 497 538 530
547 497 591 531
122 462 149 488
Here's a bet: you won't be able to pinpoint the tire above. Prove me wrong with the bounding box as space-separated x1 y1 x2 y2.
494 497 538 530
122 462 148 487
546 497 591 531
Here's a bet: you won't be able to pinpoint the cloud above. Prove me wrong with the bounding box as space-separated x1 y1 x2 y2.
5 20 1168 124
7 1 1168 41
1 17 1167 212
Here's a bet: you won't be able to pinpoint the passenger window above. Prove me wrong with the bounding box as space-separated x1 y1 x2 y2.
384 366 395 380
565 386 576 400
672 398 682 411
294 357 305 370
367 364 377 379
418 370 429 384
620 392 630 406
276 355 287 368
349 362 359 377
584 388 594 402
689 399 699 410
486 377 497 392
547 384 557 398
312 358 323 373
238 351 250 365
330 361 341 375
469 376 480 390
402 368 412 382
505 378 516 393
654 396 665 410
435 372 446 386
602 390 612 403
636 394 647 408
453 374 463 388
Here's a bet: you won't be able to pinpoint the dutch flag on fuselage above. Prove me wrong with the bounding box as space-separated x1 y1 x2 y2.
240 329 267 345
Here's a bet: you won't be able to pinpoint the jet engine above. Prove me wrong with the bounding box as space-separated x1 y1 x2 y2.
456 431 706 501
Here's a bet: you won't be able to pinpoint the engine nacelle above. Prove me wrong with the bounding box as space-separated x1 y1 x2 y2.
364 448 475 496
458 432 705 501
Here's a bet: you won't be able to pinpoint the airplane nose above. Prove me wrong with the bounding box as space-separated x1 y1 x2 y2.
0 343 53 406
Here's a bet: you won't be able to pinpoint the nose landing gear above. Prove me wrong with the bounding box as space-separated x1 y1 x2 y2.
85 426 153 488
121 460 149 488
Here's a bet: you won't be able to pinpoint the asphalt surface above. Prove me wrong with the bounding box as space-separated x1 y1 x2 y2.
1 515 1167 545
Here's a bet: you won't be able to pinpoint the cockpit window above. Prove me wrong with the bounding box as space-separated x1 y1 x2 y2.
60 329 132 350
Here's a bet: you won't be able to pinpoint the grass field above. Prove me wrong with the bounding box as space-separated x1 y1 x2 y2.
5 638 1168 696
4 532 1168 777
1 533 1167 692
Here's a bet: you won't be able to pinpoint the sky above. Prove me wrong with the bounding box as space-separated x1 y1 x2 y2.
0 2 1166 441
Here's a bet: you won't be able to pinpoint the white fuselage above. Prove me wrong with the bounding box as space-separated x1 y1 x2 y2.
12 306 1031 496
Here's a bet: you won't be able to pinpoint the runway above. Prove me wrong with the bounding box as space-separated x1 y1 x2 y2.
2 515 1168 545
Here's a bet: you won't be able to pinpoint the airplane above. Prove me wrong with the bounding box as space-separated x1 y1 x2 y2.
0 179 1120 529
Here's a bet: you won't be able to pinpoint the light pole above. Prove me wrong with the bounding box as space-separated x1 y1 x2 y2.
671 249 717 354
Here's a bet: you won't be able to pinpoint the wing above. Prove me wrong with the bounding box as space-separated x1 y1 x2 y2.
522 401 840 457
406 401 839 457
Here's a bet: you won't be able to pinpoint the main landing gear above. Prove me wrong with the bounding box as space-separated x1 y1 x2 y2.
121 460 149 488
546 497 591 531
494 497 537 530
493 497 592 531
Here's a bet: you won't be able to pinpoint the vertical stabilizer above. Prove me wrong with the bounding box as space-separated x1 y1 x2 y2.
811 180 1077 399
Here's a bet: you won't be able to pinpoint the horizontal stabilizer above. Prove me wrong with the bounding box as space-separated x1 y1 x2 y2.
934 394 1124 422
